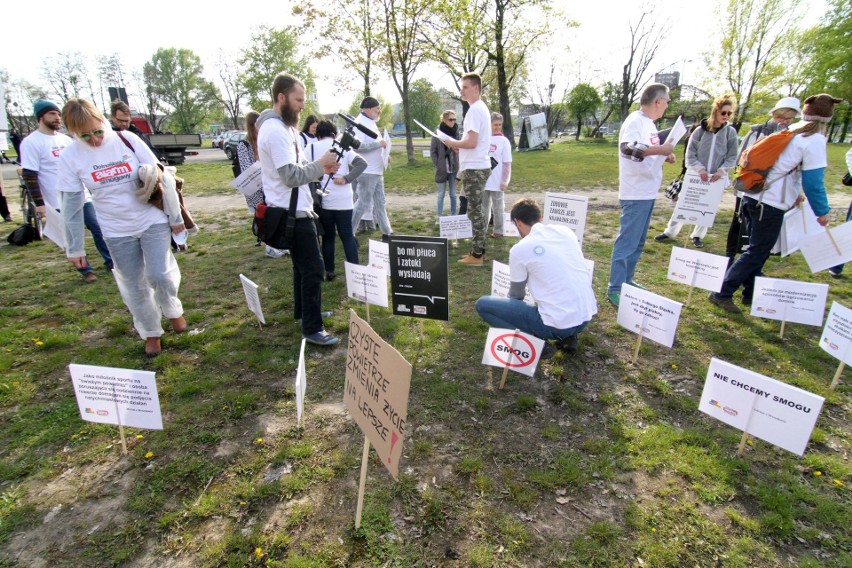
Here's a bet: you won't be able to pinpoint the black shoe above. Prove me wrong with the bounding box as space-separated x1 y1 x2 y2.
325 272 336 281
540 342 557 360
708 293 741 314
557 335 579 353
654 233 671 242
382 234 391 243
741 296 752 306
692 237 704 248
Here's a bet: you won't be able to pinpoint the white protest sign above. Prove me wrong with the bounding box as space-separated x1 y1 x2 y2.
344 261 389 307
502 213 519 237
368 239 390 276
68 364 163 430
585 259 594 283
490 260 534 303
820 302 852 366
700 358 824 456
228 161 262 197
481 328 545 378
672 174 725 228
343 311 412 479
543 192 588 244
779 205 823 257
42 203 66 250
667 247 728 293
439 215 473 239
295 339 306 425
239 274 265 325
751 277 828 327
664 116 687 147
616 285 683 348
382 129 391 169
799 219 852 273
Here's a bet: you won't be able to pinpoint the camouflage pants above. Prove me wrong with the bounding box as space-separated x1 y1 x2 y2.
462 168 490 254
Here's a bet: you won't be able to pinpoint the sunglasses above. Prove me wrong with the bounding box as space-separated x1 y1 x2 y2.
446 118 456 122
79 129 105 141
719 111 733 116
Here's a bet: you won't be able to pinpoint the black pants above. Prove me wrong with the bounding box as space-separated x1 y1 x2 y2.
289 218 326 335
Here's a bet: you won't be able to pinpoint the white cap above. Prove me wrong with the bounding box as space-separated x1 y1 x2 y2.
769 97 801 117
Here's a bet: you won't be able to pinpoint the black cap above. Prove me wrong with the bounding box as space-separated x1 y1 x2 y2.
360 96 380 109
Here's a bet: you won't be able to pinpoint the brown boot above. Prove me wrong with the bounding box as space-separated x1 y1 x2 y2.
145 337 161 357
169 316 188 333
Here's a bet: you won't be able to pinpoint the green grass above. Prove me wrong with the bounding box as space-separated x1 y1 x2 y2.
0 141 850 566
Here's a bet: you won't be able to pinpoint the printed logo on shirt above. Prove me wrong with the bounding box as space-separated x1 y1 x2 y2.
489 143 497 154
650 134 660 145
51 147 64 158
91 161 133 184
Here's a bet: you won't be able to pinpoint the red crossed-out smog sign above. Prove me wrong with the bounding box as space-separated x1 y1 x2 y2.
490 332 537 369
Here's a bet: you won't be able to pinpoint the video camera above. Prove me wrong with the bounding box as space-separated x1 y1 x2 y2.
329 113 378 159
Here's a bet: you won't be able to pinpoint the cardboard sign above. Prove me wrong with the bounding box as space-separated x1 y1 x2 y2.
343 311 412 479
616 285 683 348
779 205 823 257
820 301 852 366
700 358 824 456
344 261 389 307
439 215 473 240
502 213 520 237
239 274 265 325
672 174 725 228
295 339 306 425
751 277 828 326
68 364 163 430
490 260 534 303
799 219 852 273
228 161 262 197
389 235 449 321
667 247 728 293
368 239 390 276
481 328 545 378
543 192 588 244
42 203 66 250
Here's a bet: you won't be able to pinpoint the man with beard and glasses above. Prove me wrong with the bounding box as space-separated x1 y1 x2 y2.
20 99 112 281
256 73 341 346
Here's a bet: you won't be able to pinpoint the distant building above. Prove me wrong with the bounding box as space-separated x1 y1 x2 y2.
655 72 681 90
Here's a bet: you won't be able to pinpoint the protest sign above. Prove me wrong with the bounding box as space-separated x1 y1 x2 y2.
821 302 852 366
778 205 823 257
751 277 828 327
671 174 725 228
502 213 519 237
368 239 390 276
389 236 449 320
344 261 388 307
343 311 412 479
667 247 728 293
382 129 391 169
482 328 545 380
42 203 66 250
69 364 163 431
799 219 852 273
490 260 534 303
295 339 306 425
439 215 474 240
228 161 262 197
616 285 683 349
663 116 687 147
239 274 265 326
543 192 588 244
700 358 824 456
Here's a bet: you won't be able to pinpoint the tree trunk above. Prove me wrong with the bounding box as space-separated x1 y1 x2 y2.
494 1 515 149
402 75 415 164
575 118 581 140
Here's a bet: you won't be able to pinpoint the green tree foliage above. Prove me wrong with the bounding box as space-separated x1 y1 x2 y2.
407 79 443 135
238 26 316 115
422 0 492 94
346 94 395 131
143 48 218 133
566 83 601 140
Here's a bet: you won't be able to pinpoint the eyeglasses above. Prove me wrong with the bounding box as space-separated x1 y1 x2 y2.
79 129 105 141
446 118 456 122
719 111 733 116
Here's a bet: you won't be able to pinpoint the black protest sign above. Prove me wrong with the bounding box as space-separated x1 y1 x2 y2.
388 235 449 321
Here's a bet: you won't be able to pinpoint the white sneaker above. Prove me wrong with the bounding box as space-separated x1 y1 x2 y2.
265 246 288 258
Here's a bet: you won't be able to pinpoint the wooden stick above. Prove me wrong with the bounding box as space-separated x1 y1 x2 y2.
363 279 370 323
826 227 842 256
830 361 846 391
354 436 370 529
632 334 643 365
737 431 749 456
685 285 694 307
779 319 786 339
118 424 127 455
498 366 510 390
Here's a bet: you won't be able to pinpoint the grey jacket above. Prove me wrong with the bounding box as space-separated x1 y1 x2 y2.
430 136 459 183
686 120 739 174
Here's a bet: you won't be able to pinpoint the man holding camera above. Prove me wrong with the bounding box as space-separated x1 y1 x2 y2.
256 73 341 346
351 97 392 242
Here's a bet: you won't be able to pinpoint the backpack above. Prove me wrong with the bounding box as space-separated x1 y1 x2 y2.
6 224 37 246
733 130 799 194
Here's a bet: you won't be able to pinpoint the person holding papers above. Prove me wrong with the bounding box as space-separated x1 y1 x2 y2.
475 199 597 359
655 93 739 248
709 93 838 314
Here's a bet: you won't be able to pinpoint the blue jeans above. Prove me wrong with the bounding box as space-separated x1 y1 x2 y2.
608 199 656 294
318 207 358 274
84 201 113 271
715 197 785 300
475 296 589 341
830 202 852 274
436 177 457 216
289 217 326 335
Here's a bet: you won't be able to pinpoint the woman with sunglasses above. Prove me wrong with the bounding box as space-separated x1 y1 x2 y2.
57 99 187 357
430 110 460 221
655 93 739 247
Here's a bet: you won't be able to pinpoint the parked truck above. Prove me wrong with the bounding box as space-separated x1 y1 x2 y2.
130 117 201 165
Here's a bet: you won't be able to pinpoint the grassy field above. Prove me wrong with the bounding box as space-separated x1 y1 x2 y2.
0 140 850 567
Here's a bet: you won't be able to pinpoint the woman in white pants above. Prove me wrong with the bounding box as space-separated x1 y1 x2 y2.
58 99 186 357
656 93 739 248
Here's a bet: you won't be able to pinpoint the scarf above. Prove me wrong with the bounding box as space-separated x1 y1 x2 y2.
438 121 458 139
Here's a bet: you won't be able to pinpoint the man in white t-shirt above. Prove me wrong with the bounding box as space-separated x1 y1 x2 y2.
443 72 491 266
606 84 676 306
256 73 341 346
350 97 392 241
20 99 112 281
482 112 512 237
476 199 597 358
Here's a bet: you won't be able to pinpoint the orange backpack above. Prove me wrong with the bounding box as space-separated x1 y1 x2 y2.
734 130 799 194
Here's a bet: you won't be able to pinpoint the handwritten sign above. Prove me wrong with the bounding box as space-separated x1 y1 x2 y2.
751 277 828 326
481 328 545 378
700 358 824 456
616 285 683 348
344 261 389 307
820 302 852 366
439 215 474 240
389 236 449 321
667 247 728 293
228 161 262 197
68 364 163 430
672 174 725 228
543 192 588 244
799 219 852 273
239 274 265 325
368 239 390 276
343 311 412 479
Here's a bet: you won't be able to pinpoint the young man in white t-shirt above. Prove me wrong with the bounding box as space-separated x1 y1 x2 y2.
482 112 512 237
443 73 491 266
606 84 676 306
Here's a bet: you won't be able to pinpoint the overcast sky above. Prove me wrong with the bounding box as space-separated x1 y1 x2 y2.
1 0 824 114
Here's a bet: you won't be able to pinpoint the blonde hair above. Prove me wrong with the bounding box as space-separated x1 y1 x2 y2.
441 110 456 120
707 93 737 131
62 99 106 135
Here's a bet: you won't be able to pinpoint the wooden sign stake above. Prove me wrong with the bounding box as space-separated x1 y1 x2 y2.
736 432 749 456
779 319 786 339
354 436 370 529
498 329 522 390
631 334 643 365
826 227 842 256
830 361 845 392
